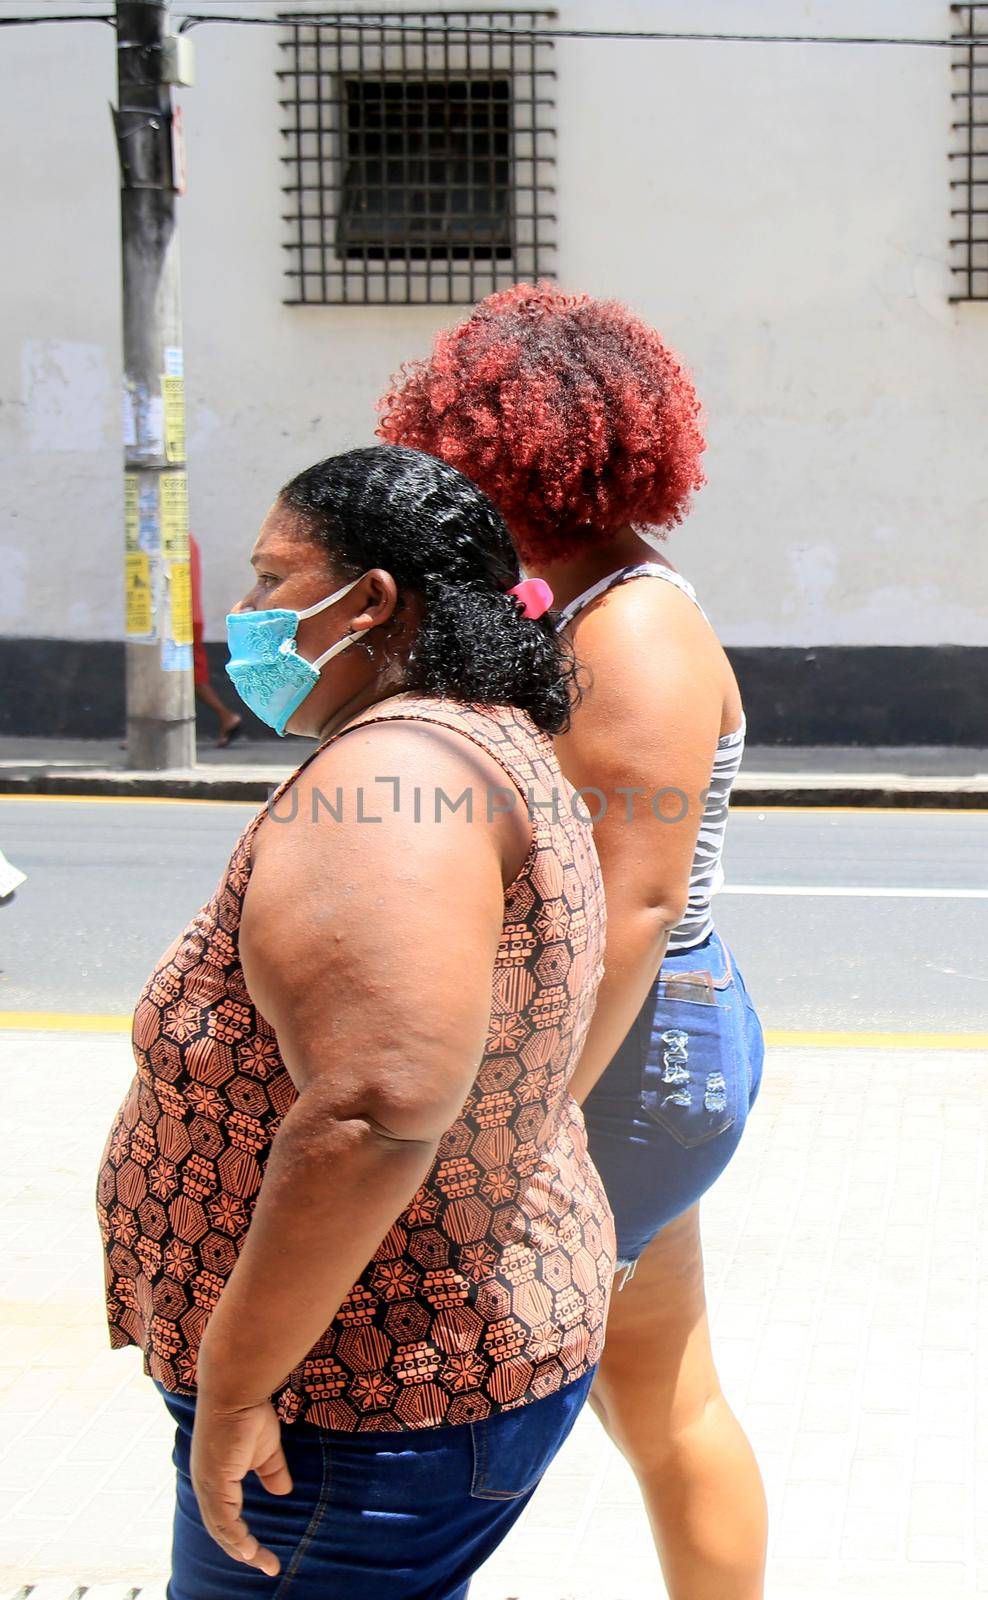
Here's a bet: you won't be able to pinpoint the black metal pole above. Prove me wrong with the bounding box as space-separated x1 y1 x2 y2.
114 0 195 769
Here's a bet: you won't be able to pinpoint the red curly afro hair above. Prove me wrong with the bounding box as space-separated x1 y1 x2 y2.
377 282 706 565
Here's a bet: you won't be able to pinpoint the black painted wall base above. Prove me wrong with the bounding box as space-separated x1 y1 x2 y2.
1 638 985 746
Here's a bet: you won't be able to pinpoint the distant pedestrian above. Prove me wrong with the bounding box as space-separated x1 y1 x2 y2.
380 285 768 1599
0 847 26 903
97 446 614 1600
190 534 243 747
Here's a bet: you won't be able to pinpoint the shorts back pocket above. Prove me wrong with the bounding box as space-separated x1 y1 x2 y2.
470 1376 591 1500
640 970 739 1149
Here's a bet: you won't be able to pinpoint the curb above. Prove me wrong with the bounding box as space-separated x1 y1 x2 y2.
732 781 988 810
0 771 279 802
0 771 985 808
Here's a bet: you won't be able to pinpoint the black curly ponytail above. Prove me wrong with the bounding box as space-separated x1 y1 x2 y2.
279 445 577 735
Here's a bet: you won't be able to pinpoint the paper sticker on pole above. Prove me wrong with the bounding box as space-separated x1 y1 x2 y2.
162 374 185 462
159 473 189 561
122 382 165 461
168 561 194 646
124 474 140 553
125 551 155 639
138 481 159 552
161 639 193 673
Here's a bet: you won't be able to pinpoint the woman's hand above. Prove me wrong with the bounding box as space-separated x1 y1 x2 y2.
190 1394 293 1576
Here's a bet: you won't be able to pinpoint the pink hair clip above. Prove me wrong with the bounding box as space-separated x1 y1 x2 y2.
506 577 553 620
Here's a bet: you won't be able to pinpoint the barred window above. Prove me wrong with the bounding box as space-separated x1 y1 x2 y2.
279 10 557 305
951 3 988 300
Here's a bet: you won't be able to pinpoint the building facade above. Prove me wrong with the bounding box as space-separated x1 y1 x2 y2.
2 0 986 742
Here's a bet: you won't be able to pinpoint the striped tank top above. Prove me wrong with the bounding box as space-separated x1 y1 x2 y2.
556 562 745 953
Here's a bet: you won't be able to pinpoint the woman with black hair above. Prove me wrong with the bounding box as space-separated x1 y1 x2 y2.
96 445 614 1600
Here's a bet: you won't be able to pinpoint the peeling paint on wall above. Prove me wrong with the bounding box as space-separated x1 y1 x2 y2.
21 340 110 454
786 544 839 618
0 544 29 629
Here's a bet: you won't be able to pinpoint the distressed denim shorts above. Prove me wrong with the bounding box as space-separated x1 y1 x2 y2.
581 929 764 1270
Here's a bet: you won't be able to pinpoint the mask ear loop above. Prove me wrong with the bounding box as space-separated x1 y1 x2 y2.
299 574 368 670
311 631 364 671
294 574 364 621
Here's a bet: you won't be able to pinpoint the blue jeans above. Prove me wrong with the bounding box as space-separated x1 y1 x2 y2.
160 1367 594 1600
582 930 764 1266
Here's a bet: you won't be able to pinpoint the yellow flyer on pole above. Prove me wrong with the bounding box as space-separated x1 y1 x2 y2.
168 561 194 646
162 375 186 463
125 551 153 636
159 472 189 561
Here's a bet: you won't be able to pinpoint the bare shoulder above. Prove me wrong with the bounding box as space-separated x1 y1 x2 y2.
253 714 531 882
552 567 739 856
570 564 711 644
567 571 741 730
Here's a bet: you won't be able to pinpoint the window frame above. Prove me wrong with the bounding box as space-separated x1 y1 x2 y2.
278 9 558 306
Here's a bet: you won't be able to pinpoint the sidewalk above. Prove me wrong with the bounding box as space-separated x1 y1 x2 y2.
1 736 987 806
1 1031 984 1599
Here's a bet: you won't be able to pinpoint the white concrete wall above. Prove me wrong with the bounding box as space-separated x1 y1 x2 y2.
1 0 985 645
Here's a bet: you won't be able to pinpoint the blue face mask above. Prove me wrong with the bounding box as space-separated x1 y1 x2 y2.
225 576 367 736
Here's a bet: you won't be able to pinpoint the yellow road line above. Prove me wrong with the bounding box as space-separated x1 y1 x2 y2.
765 1029 988 1051
1 1012 985 1051
731 805 988 816
0 793 254 807
0 1012 132 1033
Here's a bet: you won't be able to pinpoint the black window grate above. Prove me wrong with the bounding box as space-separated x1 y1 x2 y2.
951 3 988 300
278 10 557 305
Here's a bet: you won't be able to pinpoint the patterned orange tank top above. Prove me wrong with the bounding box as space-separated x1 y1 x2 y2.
98 697 614 1432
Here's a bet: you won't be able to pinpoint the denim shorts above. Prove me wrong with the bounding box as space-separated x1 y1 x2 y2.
581 929 764 1267
159 1366 594 1600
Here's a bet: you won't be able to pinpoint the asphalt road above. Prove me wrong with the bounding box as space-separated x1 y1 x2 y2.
0 797 985 1032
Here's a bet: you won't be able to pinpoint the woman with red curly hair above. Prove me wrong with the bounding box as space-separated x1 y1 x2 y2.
379 283 767 1600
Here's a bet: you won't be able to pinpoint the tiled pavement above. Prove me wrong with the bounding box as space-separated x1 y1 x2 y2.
0 1032 984 1599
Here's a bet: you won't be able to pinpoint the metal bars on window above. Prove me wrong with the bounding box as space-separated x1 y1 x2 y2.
278 10 557 305
951 4 988 299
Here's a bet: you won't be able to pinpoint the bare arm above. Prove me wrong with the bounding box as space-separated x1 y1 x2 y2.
555 582 726 1103
192 721 527 1573
199 722 525 1399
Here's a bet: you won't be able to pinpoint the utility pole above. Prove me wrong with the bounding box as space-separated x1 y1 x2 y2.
114 0 195 769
